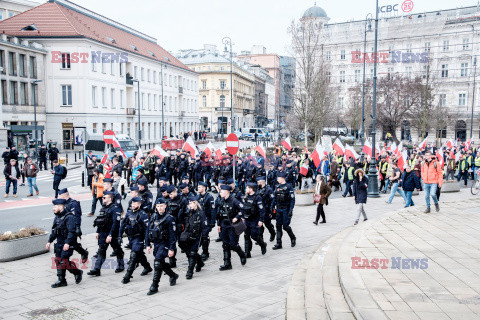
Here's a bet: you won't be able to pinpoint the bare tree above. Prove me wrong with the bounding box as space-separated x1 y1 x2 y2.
346 81 373 138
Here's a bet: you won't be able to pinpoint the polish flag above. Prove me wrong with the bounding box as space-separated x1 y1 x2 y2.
183 136 199 157
345 144 359 161
362 140 372 155
299 162 309 176
333 138 345 156
281 137 292 151
464 138 473 150
112 136 127 158
216 145 226 159
388 142 397 153
136 147 143 162
255 145 266 158
203 142 215 157
396 150 408 171
151 145 169 160
445 139 454 149
436 149 444 167
418 138 427 150
101 153 108 164
311 144 325 168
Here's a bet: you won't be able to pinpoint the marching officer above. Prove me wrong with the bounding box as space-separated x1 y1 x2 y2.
145 198 179 295
138 179 153 216
243 182 268 257
58 188 89 263
87 191 125 276
46 199 83 288
193 154 203 189
179 194 207 279
197 181 215 261
166 185 188 267
119 197 152 283
256 176 276 242
216 185 247 271
272 171 296 250
103 178 123 213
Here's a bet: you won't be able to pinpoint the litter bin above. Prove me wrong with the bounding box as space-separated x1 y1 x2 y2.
59 156 66 165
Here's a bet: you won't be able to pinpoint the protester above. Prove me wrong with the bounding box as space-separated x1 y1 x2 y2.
352 169 368 225
401 165 421 207
386 162 407 204
313 175 332 225
421 151 443 213
89 168 104 216
4 158 20 198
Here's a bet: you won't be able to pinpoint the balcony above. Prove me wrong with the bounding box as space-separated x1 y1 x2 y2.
126 108 136 115
178 86 183 94
179 111 185 117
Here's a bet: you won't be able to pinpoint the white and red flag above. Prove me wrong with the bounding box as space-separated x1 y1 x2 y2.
255 145 266 158
436 149 444 167
333 138 345 156
311 144 325 168
464 138 473 150
216 145 226 159
281 137 292 151
151 145 169 160
112 136 127 158
203 142 215 157
136 147 143 162
345 144 359 161
183 136 199 157
101 153 108 164
299 162 309 176
418 138 427 150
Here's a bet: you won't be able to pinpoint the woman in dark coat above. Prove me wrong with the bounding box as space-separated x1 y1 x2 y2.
313 175 332 225
352 169 369 225
401 165 421 207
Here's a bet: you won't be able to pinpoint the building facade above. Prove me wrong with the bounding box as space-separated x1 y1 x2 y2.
0 0 199 150
177 45 255 135
0 0 38 21
299 4 480 142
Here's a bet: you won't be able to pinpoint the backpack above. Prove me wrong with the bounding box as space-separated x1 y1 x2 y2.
61 166 68 179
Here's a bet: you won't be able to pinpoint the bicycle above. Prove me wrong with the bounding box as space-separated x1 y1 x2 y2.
471 169 480 195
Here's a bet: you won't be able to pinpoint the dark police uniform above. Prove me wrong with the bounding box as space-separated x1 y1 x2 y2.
257 178 276 242
272 173 296 250
193 157 203 189
166 187 188 268
88 192 125 276
119 199 152 283
139 185 154 216
145 198 179 295
38 146 48 170
48 199 82 288
216 185 247 270
197 183 216 261
60 189 89 262
243 183 267 258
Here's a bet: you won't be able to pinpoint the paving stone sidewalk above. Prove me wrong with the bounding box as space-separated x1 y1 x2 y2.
352 195 480 320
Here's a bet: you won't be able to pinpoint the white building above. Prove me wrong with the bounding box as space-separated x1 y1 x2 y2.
0 0 39 21
265 78 276 123
299 4 480 142
0 0 199 150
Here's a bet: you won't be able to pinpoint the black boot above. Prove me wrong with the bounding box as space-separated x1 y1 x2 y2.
160 260 179 286
73 269 83 284
201 237 210 261
115 250 125 273
285 226 296 247
256 237 267 255
195 253 204 272
219 247 232 271
245 239 252 259
169 249 177 268
215 237 222 242
147 260 162 296
273 228 283 250
122 252 137 284
76 244 89 264
51 260 67 288
233 245 247 266
186 255 196 280
201 252 209 262
87 269 101 276
88 251 105 276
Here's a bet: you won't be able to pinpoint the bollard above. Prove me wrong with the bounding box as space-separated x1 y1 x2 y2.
75 152 77 162
81 171 85 187
66 153 68 165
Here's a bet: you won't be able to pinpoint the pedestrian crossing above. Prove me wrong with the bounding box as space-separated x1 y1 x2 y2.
34 170 83 183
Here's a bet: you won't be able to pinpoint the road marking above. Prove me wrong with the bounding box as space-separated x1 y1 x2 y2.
42 217 54 220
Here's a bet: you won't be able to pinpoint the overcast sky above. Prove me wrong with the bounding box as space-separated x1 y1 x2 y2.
76 0 478 56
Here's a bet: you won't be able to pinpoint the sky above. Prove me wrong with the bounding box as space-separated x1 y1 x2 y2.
74 0 478 56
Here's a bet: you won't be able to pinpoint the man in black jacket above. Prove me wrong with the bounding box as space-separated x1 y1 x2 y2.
2 147 10 165
38 145 48 171
4 159 20 197
48 144 60 170
51 160 65 198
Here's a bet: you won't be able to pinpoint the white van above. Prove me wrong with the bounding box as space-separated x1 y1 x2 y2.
85 134 138 158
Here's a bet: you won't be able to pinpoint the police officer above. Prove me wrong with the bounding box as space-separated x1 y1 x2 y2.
179 194 208 279
166 185 188 268
38 144 48 171
193 154 203 189
46 199 83 288
103 178 123 213
227 178 244 202
197 181 215 261
138 179 153 216
179 182 195 202
267 164 277 187
243 182 267 257
216 185 247 271
203 158 214 191
87 191 125 276
257 176 276 242
119 197 152 283
272 171 296 250
145 198 179 295
58 188 89 263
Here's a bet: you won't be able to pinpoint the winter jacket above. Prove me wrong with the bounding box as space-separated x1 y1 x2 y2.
4 164 21 180
23 163 39 178
421 159 443 187
401 171 421 192
353 176 369 204
92 174 104 198
314 180 332 205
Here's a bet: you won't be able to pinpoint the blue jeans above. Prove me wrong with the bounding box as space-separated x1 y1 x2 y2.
405 191 414 207
384 178 390 192
388 182 406 203
5 179 17 195
424 183 438 208
27 177 39 195
343 180 353 196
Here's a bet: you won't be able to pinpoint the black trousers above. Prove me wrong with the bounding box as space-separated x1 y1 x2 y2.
315 204 325 223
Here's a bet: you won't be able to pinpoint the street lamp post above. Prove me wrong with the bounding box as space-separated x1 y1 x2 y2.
132 79 141 147
361 14 373 162
471 25 476 139
367 0 380 198
221 88 224 139
32 80 42 161
223 37 234 134
161 63 166 141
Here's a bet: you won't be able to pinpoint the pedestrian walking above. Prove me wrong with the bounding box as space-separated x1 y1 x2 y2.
89 168 104 216
421 151 443 213
313 175 332 225
38 145 48 170
4 158 20 198
386 163 407 204
48 144 59 170
353 169 368 225
401 165 421 207
20 153 28 186
86 151 95 189
51 160 66 198
23 157 39 196
2 147 10 165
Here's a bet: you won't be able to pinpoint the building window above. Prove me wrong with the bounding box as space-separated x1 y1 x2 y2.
28 56 35 78
119 62 124 76
8 52 16 76
220 80 226 89
202 80 206 90
326 71 331 83
439 94 446 107
441 64 448 78
102 123 107 132
459 93 466 106
111 88 115 108
220 95 225 108
20 82 27 105
340 49 345 60
147 69 150 82
153 94 157 110
61 85 72 106
120 90 124 108
101 87 106 107
169 96 172 111
93 123 97 134
91 58 96 72
338 97 344 108
92 86 97 107
388 45 394 55
19 54 26 76
424 42 430 52
326 51 331 61
1 80 7 104
354 69 361 82
61 53 70 69
406 44 412 53
148 93 151 110
101 57 106 73
135 92 138 108
9 81 17 104
406 66 412 78
134 66 138 79
443 40 449 52
153 71 157 84
202 95 207 107
463 38 470 50
141 67 144 81
110 61 114 75
169 75 173 86
460 63 468 77
339 70 346 83
142 93 145 109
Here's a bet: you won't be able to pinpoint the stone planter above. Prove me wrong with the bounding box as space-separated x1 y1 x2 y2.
295 192 315 206
0 233 49 262
440 180 460 193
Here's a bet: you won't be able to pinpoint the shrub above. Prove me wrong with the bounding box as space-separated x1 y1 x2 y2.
0 227 46 241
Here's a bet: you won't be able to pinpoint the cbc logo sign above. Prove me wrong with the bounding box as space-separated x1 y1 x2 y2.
378 0 414 13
